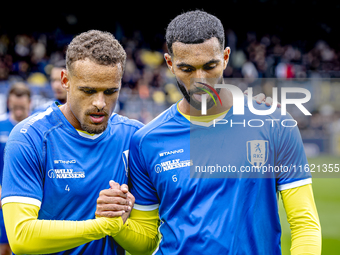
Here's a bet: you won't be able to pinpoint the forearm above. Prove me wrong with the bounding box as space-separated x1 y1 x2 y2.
114 208 160 255
281 184 321 255
3 202 123 254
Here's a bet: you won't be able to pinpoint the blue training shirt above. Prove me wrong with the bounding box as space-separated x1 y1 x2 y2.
129 97 311 255
1 102 143 255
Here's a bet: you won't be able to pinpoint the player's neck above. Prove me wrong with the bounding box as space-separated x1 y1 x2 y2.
178 89 233 116
59 103 82 130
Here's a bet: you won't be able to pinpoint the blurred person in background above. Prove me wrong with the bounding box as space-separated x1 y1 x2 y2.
50 60 67 105
33 61 67 114
0 82 31 255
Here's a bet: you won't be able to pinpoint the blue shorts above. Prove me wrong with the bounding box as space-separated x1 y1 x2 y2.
0 209 8 244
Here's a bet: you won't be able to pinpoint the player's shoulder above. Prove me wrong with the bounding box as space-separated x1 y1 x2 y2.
8 106 56 145
109 113 144 131
131 105 177 146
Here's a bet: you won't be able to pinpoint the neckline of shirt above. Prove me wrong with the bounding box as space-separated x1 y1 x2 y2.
52 102 106 141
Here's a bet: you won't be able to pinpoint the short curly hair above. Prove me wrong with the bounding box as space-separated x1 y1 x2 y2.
166 10 225 55
66 30 126 73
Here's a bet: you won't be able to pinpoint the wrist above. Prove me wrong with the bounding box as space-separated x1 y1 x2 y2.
96 216 123 237
121 211 131 224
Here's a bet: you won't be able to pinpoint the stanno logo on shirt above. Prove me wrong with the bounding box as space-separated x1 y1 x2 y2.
48 169 85 179
159 149 184 157
155 158 192 173
54 159 77 164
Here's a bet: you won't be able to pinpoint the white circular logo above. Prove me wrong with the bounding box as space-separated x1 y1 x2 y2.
48 169 55 178
154 164 163 173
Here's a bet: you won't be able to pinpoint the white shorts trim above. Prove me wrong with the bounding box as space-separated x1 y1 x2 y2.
277 178 312 191
133 203 159 211
1 196 41 207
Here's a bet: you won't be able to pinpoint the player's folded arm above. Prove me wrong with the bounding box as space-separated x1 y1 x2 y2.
2 202 124 254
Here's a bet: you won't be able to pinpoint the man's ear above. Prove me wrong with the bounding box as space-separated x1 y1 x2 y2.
164 53 175 74
61 69 70 91
223 47 231 69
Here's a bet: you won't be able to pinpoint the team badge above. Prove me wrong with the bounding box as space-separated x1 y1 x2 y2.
247 140 269 168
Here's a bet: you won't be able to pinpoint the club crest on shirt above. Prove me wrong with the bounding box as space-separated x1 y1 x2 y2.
247 140 269 168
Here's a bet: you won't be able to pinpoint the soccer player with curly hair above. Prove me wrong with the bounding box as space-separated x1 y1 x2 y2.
1 30 160 255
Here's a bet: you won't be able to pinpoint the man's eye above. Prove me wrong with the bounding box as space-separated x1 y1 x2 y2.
104 89 118 95
181 68 193 73
204 65 217 70
83 90 96 94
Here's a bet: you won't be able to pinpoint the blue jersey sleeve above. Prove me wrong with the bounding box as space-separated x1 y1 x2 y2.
129 132 159 210
275 114 312 191
1 140 43 206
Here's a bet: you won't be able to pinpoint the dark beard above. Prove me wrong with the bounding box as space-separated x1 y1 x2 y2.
176 78 223 111
81 108 109 134
81 122 108 134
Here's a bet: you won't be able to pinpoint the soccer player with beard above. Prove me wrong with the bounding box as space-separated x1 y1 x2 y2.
97 11 321 255
1 30 159 255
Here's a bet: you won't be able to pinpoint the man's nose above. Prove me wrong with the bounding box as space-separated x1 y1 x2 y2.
92 93 106 110
195 69 206 79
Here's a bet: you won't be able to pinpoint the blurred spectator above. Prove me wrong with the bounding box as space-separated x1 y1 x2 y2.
242 60 258 81
32 61 67 113
5 82 31 122
50 61 67 105
0 82 31 255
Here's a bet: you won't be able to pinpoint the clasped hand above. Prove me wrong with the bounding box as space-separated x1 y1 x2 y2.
96 180 135 224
